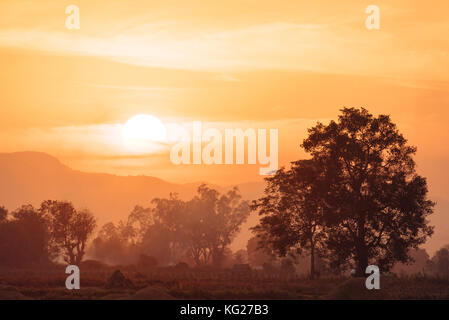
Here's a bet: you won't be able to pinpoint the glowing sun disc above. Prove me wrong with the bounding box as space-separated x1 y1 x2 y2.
122 114 167 143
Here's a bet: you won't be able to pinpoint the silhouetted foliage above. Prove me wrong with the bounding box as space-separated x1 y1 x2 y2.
429 246 449 278
392 248 430 275
40 200 96 265
0 206 7 223
253 107 434 276
252 159 328 278
91 222 132 265
147 194 188 265
91 184 250 267
246 236 276 267
185 185 251 266
0 205 51 267
302 107 434 275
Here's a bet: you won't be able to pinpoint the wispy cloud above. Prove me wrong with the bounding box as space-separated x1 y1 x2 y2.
87 83 192 91
0 117 325 158
0 20 447 81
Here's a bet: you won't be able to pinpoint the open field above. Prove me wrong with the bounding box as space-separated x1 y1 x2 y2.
1 265 449 300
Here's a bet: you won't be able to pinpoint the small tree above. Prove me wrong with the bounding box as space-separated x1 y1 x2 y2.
246 236 276 267
191 185 250 267
431 247 449 278
149 194 189 264
178 185 251 266
0 205 51 267
40 200 96 265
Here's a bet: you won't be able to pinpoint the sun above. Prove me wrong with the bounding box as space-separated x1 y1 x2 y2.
122 114 167 145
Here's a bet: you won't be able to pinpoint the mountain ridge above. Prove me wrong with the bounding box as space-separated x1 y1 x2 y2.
0 151 264 250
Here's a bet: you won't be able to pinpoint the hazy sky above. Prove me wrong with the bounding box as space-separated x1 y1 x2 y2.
0 0 448 193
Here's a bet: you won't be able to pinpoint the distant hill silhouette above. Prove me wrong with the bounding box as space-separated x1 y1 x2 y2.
0 152 264 227
2 151 447 254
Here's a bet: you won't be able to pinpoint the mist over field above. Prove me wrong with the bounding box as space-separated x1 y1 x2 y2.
1 0 449 301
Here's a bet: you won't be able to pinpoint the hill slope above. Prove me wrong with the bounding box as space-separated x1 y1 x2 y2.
0 152 263 221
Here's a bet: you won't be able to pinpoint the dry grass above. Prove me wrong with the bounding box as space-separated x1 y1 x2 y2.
1 266 449 300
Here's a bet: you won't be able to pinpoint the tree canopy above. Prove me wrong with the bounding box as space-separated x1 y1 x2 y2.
253 107 434 276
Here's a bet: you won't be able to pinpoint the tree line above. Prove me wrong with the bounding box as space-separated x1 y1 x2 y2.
0 107 436 279
91 184 250 267
0 201 96 267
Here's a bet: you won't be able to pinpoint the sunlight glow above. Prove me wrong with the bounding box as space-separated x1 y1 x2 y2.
122 114 167 153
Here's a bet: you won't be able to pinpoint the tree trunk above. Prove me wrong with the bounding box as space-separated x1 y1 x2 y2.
310 244 316 279
355 214 368 277
355 246 368 277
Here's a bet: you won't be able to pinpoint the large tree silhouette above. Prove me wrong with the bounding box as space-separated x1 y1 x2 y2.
302 107 434 275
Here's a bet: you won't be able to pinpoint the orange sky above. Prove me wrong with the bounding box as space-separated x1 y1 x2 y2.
0 0 448 190
1 0 449 253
